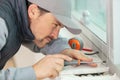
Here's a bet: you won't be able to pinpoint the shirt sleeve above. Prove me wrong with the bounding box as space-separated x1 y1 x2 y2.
0 66 36 80
40 37 71 54
0 17 8 50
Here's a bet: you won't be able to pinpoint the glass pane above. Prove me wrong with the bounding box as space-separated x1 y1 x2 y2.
74 0 107 32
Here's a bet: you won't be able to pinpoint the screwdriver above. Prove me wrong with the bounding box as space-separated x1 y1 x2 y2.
64 60 106 66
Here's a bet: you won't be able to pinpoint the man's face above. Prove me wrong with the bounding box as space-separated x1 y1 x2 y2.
28 5 63 48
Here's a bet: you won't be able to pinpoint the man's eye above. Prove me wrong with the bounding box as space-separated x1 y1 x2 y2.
54 23 58 27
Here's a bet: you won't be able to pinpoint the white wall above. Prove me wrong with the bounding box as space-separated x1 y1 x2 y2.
113 0 120 65
13 45 45 67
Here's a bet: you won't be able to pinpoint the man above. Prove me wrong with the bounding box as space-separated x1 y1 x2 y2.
0 0 97 80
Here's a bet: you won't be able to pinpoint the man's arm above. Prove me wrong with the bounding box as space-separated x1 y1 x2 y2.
0 17 36 80
0 67 36 80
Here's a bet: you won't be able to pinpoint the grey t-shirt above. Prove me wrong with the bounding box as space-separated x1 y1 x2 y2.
0 17 8 50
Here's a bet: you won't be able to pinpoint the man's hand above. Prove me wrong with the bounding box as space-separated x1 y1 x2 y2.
61 49 97 67
32 54 72 80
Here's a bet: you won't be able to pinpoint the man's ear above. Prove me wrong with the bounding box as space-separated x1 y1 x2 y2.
28 4 40 19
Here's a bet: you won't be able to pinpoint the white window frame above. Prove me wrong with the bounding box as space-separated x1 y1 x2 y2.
71 0 111 58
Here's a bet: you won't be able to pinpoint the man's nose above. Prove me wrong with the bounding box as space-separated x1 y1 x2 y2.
50 27 60 39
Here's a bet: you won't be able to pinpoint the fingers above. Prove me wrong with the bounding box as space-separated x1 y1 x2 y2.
64 49 97 67
77 54 97 67
49 61 63 79
88 63 97 67
72 52 92 62
63 49 92 62
77 60 97 67
75 54 97 67
49 69 59 79
54 58 64 67
53 54 72 61
48 55 68 79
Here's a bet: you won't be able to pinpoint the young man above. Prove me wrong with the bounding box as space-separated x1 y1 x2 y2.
0 0 97 80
